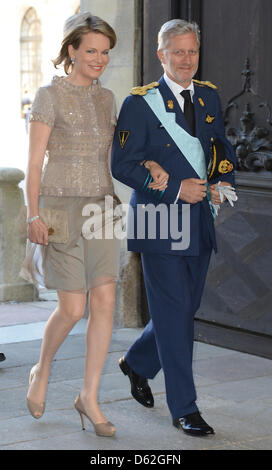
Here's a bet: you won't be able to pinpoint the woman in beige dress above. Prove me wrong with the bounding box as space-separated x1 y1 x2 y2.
22 12 120 437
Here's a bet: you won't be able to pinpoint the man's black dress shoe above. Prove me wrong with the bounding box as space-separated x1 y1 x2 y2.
0 353 6 362
119 356 154 408
173 412 214 436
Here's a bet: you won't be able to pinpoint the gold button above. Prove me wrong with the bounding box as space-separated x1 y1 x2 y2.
48 227 54 235
166 143 171 147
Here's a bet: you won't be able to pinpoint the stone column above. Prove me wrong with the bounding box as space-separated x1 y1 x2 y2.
80 0 145 327
80 0 136 106
114 251 143 328
0 168 38 301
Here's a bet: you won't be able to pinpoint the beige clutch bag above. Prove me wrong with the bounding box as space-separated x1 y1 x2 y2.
19 206 69 244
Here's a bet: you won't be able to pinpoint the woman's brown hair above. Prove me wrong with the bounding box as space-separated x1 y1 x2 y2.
53 12 117 74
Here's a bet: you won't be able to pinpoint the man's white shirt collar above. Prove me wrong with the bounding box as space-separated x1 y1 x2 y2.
163 73 195 102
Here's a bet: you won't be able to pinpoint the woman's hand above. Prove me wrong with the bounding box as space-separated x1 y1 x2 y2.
27 218 49 245
209 181 232 205
145 161 169 191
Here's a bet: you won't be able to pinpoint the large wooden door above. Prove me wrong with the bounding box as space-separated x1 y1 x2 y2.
140 0 272 358
196 0 272 359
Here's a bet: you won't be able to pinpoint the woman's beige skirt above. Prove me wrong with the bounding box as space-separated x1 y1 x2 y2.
20 195 121 291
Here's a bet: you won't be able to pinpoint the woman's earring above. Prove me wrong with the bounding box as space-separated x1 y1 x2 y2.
71 57 75 65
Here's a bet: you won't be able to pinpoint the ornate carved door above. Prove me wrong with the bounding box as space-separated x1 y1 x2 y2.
141 0 272 358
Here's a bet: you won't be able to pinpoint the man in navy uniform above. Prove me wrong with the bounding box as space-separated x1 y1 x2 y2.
111 19 236 436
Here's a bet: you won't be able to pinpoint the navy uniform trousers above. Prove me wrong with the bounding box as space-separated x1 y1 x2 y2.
125 212 212 420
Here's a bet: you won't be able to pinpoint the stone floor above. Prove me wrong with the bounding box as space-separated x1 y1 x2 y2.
0 296 272 451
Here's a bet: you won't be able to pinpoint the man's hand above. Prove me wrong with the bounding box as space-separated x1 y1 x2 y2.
179 178 207 204
209 181 232 205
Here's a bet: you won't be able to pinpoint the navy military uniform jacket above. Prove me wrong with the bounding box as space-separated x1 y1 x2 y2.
111 76 236 256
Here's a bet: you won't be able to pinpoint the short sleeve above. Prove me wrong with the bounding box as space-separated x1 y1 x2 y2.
29 87 55 127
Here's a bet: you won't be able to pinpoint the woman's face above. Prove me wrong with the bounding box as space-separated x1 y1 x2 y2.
69 31 110 84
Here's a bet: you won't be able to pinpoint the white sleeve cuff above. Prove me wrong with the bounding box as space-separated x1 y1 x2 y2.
174 181 183 204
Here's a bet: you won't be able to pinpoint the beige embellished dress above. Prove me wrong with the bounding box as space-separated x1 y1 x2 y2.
21 76 120 291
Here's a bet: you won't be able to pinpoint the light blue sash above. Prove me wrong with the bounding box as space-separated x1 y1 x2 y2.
143 88 215 218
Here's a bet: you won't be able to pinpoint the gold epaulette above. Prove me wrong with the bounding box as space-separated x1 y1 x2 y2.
193 79 218 89
130 82 159 96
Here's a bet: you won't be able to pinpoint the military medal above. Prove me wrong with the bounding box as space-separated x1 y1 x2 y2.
198 97 205 107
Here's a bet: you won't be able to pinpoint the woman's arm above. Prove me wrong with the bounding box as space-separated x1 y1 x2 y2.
108 142 113 171
26 121 52 245
143 160 169 191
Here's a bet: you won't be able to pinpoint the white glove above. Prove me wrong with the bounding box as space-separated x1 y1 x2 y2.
211 181 238 216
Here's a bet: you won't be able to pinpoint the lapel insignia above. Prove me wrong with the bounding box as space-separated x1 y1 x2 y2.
167 100 174 109
206 114 215 124
118 130 130 149
198 97 205 107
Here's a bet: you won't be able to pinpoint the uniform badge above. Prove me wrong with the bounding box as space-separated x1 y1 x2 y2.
205 114 215 124
218 160 234 174
167 100 174 109
198 97 205 107
207 139 234 180
118 130 130 149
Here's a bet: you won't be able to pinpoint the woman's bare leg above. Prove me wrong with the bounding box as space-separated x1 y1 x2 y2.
27 290 86 411
80 282 116 425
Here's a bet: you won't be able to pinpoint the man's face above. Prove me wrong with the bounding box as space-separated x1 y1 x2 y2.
157 32 199 87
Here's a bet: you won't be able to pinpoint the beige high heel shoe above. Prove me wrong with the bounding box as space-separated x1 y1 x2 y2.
26 363 46 419
74 395 115 437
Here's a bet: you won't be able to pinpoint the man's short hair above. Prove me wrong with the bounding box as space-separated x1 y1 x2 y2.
158 19 200 50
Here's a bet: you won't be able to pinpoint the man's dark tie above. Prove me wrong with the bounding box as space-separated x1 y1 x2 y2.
180 90 195 135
